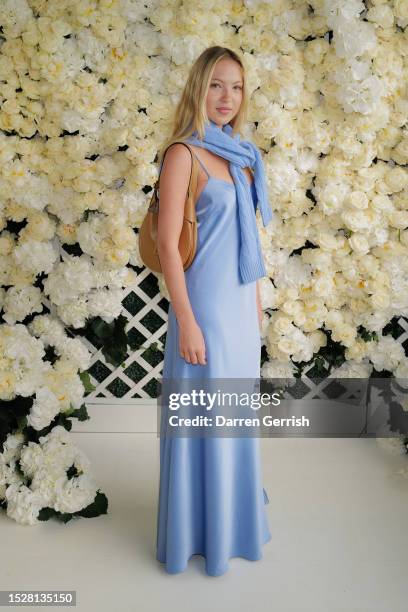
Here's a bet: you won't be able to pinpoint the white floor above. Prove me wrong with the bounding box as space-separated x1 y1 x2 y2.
2 432 408 612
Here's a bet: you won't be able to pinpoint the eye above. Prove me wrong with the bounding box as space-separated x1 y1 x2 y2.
211 83 242 90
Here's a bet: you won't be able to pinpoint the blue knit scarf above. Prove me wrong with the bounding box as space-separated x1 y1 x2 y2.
185 118 273 284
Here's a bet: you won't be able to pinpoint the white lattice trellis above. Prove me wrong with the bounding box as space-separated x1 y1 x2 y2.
49 257 408 405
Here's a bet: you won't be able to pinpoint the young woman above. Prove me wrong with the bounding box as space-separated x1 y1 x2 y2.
155 46 273 576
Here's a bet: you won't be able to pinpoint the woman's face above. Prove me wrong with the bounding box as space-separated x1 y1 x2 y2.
205 58 243 129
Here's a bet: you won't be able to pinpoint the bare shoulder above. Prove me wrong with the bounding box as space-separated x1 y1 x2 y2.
161 142 192 178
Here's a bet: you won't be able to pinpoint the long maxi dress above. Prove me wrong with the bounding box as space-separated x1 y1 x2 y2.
155 147 271 577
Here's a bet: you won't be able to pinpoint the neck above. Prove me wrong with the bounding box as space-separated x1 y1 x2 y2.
208 118 225 130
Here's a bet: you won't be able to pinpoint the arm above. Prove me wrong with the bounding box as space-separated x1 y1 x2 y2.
157 143 206 366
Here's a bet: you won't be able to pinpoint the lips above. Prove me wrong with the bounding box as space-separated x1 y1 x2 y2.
217 108 231 112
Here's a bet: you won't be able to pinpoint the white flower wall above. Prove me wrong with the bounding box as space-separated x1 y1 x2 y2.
1 0 408 524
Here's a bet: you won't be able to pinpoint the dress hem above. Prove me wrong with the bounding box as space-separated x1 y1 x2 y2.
156 531 272 577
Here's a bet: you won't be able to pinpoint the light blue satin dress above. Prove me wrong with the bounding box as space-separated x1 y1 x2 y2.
156 149 271 576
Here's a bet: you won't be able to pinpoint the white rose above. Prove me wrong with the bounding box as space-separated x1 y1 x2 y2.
343 209 372 232
308 330 327 351
330 360 373 378
260 359 296 381
281 299 302 317
331 323 357 347
358 254 380 276
360 310 391 333
345 339 370 362
5 484 44 526
349 233 370 255
312 274 335 297
394 0 408 19
350 298 369 314
387 210 408 229
259 278 277 309
371 193 394 212
347 191 368 210
325 310 344 328
303 298 326 318
293 310 307 327
368 336 405 371
342 267 359 282
304 38 329 65
394 359 408 388
370 226 389 246
315 231 338 251
272 315 293 335
400 230 408 247
367 5 394 27
277 338 298 356
370 290 390 310
384 166 408 192
302 249 332 270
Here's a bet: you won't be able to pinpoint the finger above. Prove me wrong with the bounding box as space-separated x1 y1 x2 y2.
187 349 196 364
186 348 195 364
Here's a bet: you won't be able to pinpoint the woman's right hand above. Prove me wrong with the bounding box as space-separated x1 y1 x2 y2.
178 319 207 365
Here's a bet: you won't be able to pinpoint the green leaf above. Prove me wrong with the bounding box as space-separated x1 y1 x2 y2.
37 490 108 523
79 371 96 394
16 415 28 430
359 328 378 342
91 318 114 341
74 490 108 518
69 403 89 422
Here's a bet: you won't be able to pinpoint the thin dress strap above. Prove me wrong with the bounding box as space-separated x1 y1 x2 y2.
191 150 211 178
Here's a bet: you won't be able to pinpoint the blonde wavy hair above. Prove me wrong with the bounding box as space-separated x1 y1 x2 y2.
157 46 249 168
